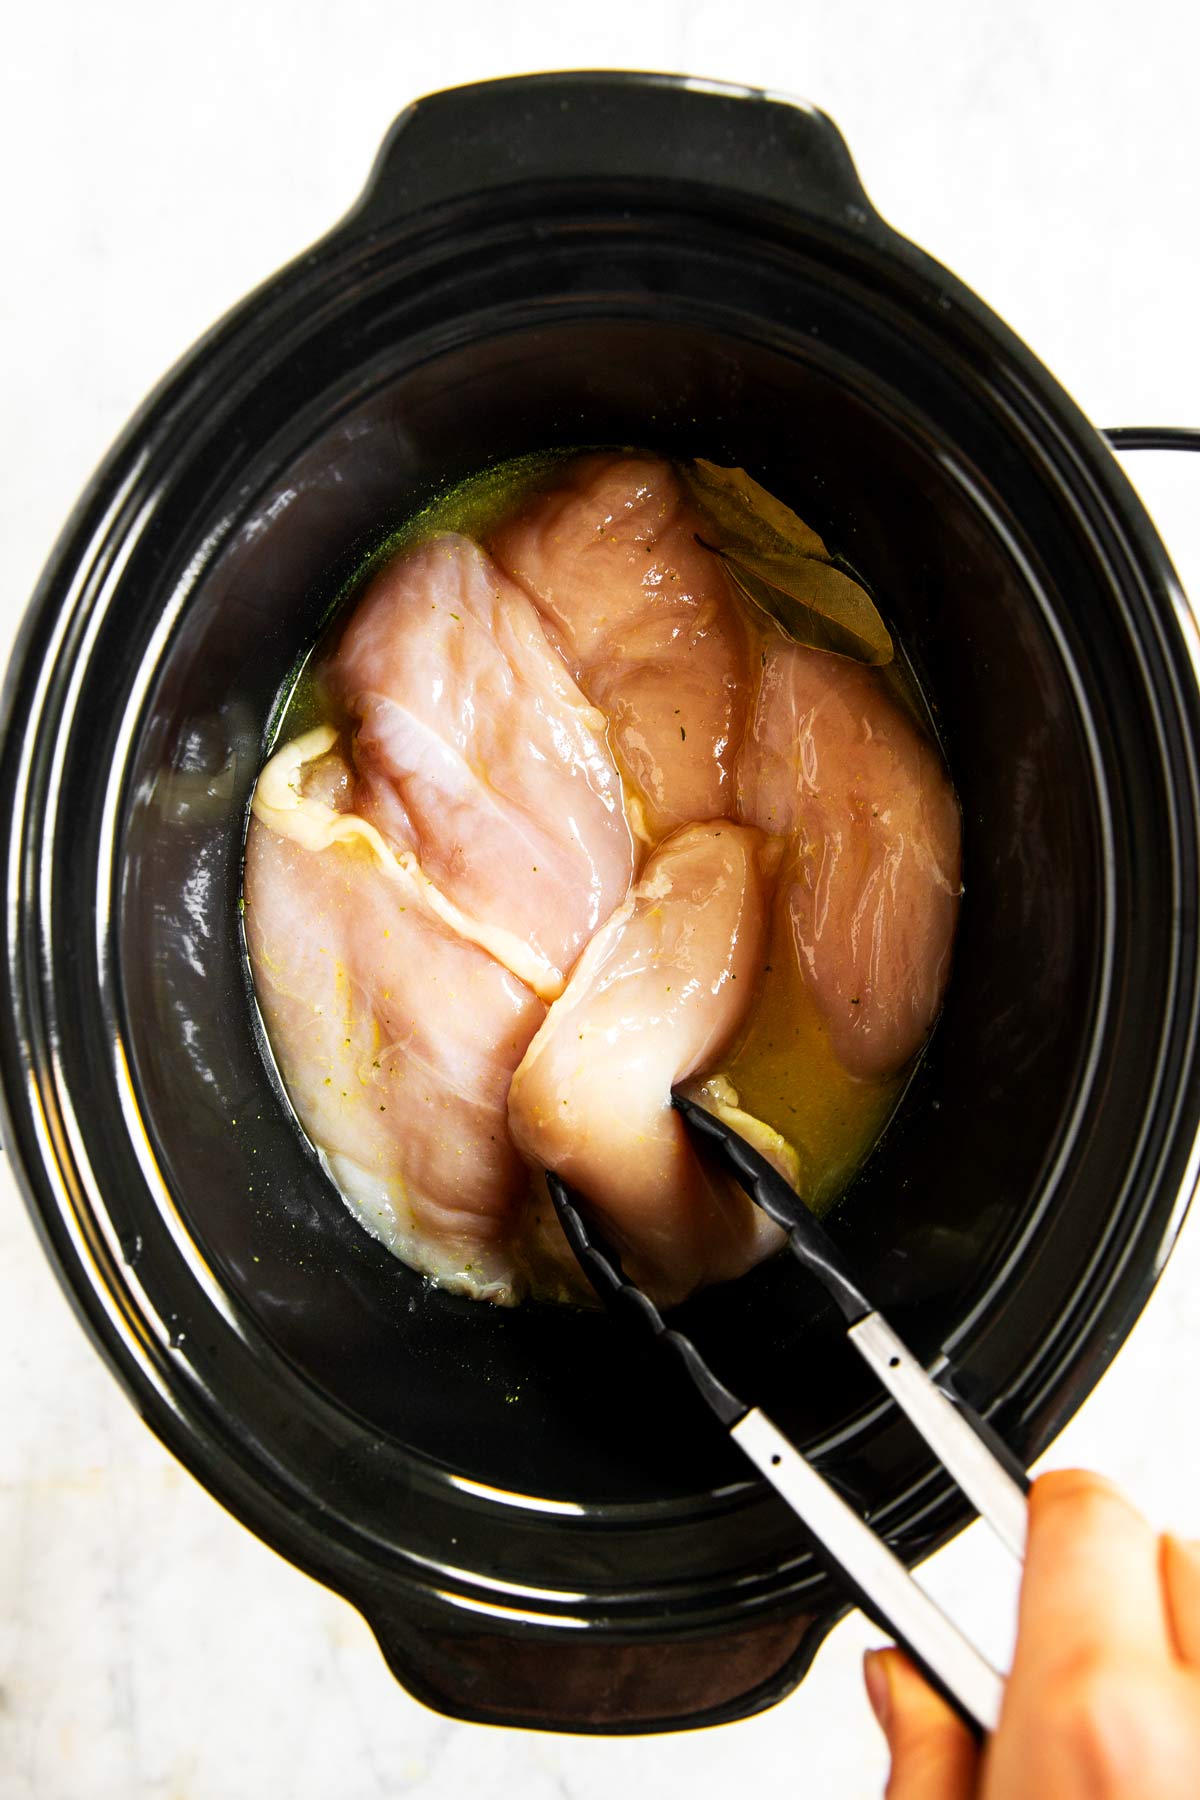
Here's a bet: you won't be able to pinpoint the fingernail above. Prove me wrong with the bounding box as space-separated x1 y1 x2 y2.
863 1650 892 1733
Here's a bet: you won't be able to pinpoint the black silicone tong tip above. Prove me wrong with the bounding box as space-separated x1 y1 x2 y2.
545 1171 745 1426
546 1171 646 1317
670 1091 873 1326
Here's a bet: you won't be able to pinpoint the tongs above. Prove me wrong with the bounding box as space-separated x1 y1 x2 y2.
546 1091 1029 1737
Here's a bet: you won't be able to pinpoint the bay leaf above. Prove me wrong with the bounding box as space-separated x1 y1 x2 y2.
680 458 893 667
716 546 894 667
681 458 829 558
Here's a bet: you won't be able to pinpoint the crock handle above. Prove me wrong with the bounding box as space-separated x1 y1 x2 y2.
360 1594 834 1732
347 72 877 235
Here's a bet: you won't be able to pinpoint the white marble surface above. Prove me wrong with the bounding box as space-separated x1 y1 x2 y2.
4 2 1200 1795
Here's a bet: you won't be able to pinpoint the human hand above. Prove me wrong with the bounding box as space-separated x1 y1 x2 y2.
863 1469 1200 1798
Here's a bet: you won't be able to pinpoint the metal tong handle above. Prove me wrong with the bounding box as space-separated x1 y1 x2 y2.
671 1092 1030 1559
547 1170 1007 1736
849 1314 1028 1561
733 1408 1005 1734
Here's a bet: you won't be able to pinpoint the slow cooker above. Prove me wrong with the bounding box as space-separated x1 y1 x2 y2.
3 71 1199 1732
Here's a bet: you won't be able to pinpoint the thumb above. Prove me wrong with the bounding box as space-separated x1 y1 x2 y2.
864 1649 980 1800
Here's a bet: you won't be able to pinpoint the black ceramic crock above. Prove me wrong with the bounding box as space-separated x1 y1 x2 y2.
4 72 1200 1734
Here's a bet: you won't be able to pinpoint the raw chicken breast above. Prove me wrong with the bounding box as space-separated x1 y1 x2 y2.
738 641 962 1079
244 447 964 1312
490 453 748 841
507 822 786 1308
329 531 634 999
244 770 546 1304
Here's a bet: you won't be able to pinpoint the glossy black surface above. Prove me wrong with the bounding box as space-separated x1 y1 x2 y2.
2 72 1199 1733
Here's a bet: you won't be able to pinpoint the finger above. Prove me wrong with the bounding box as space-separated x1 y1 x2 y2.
1012 1469 1173 1684
1163 1536 1200 1666
864 1648 979 1800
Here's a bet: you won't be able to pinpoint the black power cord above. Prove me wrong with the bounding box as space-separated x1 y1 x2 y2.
1104 427 1200 453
